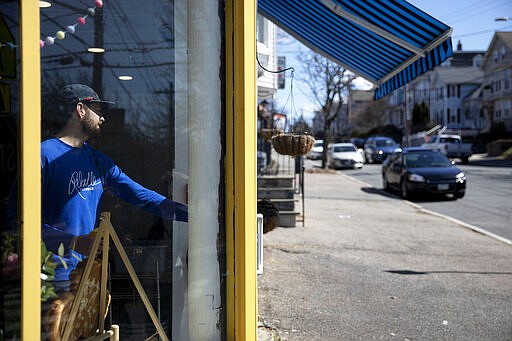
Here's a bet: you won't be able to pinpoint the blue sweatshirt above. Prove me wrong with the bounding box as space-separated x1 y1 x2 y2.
41 138 187 280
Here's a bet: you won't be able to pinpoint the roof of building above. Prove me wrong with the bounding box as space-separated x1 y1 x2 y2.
351 90 374 102
447 50 485 67
482 31 512 68
434 66 483 84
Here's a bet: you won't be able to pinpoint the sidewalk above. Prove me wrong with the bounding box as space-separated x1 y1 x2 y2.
257 171 512 340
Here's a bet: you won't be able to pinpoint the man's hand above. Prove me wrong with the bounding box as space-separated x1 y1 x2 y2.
159 199 188 222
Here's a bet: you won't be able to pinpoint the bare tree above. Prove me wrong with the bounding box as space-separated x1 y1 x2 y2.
297 50 357 168
353 98 389 133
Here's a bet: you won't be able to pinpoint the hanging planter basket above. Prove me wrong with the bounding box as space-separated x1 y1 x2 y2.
259 128 284 141
271 133 315 157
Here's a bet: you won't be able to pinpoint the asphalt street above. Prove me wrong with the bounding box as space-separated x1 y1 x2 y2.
257 171 512 341
340 154 512 242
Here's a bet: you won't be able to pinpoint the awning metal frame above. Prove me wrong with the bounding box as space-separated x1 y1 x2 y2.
319 0 424 57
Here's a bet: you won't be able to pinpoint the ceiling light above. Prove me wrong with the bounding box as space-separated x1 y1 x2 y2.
118 75 133 81
39 1 52 8
87 47 105 53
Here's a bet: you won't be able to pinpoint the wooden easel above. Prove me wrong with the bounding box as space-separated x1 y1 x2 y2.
61 212 169 341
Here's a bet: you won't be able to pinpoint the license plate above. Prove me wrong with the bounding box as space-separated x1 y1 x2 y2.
437 184 449 190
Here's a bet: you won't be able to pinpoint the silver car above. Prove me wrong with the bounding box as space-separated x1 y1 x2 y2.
327 143 364 169
307 140 324 160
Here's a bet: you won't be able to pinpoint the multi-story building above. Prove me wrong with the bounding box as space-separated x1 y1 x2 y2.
376 41 487 137
256 14 278 100
481 32 512 131
428 66 483 130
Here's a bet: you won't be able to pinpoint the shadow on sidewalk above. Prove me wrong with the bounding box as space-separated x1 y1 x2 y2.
468 157 512 168
361 187 462 203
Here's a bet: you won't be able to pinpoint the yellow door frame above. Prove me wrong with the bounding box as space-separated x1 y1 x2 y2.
225 0 258 340
20 1 42 340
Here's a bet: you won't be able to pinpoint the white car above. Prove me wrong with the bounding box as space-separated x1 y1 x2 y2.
327 143 364 169
307 140 323 160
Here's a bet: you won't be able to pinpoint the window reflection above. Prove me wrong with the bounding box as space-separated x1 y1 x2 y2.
0 2 21 339
40 1 188 339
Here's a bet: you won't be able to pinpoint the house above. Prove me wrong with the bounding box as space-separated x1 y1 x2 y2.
257 14 278 100
428 66 483 131
481 31 512 131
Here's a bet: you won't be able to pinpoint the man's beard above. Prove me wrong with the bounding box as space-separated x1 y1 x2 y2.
81 111 101 139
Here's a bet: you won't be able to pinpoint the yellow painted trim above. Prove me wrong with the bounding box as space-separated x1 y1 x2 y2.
20 1 41 340
225 0 258 340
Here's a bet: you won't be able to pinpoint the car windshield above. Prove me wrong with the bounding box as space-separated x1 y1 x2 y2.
333 145 356 152
375 139 396 147
439 137 460 143
404 152 452 168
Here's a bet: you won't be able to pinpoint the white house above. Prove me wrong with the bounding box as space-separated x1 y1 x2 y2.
256 14 278 100
481 31 512 131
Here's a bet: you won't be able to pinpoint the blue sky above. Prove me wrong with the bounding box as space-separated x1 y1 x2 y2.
272 0 512 123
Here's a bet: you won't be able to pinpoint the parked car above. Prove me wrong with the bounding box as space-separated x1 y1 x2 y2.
381 147 466 199
307 139 323 160
421 134 472 163
327 143 364 169
364 136 401 163
350 137 366 149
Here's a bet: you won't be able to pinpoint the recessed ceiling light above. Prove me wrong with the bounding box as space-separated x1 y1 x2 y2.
118 75 133 81
87 47 105 53
39 1 52 8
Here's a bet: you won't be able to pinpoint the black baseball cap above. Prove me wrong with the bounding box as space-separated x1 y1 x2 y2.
60 84 115 108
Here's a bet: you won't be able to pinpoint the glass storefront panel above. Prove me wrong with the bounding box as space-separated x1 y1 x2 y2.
39 1 224 340
0 2 21 339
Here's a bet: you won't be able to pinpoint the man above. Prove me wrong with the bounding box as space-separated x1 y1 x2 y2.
41 83 187 283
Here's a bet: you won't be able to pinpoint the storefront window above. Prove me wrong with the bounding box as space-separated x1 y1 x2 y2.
39 1 224 340
0 2 21 339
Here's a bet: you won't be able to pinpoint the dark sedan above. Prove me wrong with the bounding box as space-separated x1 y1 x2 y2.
364 136 401 163
382 148 466 199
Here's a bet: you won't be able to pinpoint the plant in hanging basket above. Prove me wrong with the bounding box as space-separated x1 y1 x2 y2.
259 128 284 140
271 133 315 157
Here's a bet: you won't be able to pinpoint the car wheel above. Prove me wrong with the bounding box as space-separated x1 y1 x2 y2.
400 180 409 199
382 174 390 190
454 192 465 199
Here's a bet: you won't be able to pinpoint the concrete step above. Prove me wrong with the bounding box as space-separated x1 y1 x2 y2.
258 175 295 188
257 187 294 199
278 211 300 227
258 198 296 211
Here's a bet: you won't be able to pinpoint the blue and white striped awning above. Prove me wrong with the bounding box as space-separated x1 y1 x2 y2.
258 0 453 99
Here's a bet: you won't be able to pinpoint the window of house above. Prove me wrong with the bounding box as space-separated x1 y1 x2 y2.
39 1 225 340
473 54 482 67
257 14 268 46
